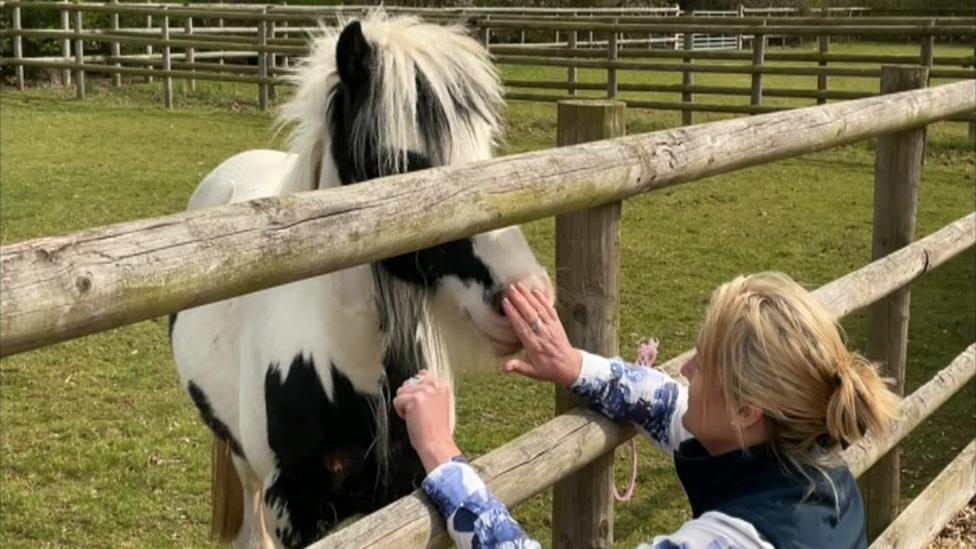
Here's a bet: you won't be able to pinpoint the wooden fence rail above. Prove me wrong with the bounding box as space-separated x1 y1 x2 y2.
870 440 976 548
4 2 976 115
2 81 972 357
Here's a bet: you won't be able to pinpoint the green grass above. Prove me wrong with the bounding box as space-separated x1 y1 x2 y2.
2 41 974 548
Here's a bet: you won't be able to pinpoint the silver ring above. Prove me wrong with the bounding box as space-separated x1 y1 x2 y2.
406 375 424 385
529 317 543 334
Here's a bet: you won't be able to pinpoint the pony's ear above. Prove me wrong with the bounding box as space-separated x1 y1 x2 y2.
336 21 372 88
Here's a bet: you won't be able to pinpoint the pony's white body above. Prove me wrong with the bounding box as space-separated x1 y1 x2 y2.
187 150 298 209
171 13 552 549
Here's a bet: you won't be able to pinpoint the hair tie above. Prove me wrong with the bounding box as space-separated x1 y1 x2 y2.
816 433 833 448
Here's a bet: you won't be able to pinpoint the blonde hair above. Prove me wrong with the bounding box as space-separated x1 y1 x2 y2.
697 272 900 470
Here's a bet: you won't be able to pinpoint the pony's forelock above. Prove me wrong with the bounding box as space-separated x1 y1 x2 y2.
276 9 503 191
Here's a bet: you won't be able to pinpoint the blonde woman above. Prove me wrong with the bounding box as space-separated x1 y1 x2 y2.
393 272 899 549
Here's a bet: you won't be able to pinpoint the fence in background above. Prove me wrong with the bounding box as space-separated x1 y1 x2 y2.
2 1 974 132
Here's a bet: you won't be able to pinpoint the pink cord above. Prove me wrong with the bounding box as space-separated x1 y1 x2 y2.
613 338 659 503
613 438 639 502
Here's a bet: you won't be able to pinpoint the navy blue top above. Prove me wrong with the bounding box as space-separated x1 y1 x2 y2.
675 439 867 549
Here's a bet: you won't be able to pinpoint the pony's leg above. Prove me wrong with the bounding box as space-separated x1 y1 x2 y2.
232 456 275 549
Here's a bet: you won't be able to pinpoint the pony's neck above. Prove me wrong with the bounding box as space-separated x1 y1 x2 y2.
280 145 341 194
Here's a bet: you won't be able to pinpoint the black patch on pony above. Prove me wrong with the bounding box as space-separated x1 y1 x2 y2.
187 381 244 457
168 313 178 340
263 354 423 548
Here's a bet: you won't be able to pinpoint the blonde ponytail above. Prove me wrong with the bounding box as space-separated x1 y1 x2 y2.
825 353 899 449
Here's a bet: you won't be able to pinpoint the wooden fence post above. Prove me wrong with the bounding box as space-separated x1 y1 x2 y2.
919 21 935 163
268 11 277 101
567 30 577 97
61 1 71 86
281 3 290 70
481 15 491 49
737 4 745 50
682 32 694 126
110 0 121 87
920 20 935 82
73 10 85 100
145 14 154 83
186 15 196 92
217 4 225 66
607 21 618 99
12 5 24 91
750 20 766 111
553 99 626 549
162 8 173 109
860 65 928 543
257 19 269 111
817 34 829 105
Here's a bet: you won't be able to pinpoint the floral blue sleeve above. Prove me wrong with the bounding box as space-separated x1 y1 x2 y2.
422 457 541 549
572 351 691 452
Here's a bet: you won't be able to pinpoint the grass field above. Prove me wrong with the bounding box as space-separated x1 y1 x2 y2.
1 40 974 548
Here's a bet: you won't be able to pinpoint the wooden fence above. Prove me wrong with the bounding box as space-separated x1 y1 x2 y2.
2 1 975 129
1 62 974 547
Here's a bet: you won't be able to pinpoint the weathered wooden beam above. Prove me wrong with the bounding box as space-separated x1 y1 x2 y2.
73 10 85 100
861 65 927 542
750 22 766 109
12 5 24 91
681 32 693 126
465 19 976 37
1 82 973 357
161 9 173 110
257 17 268 112
492 54 976 79
817 34 829 105
504 80 872 101
7 29 306 55
869 440 976 549
1 59 280 85
60 0 71 86
110 0 121 87
489 45 975 66
813 214 974 322
553 100 625 549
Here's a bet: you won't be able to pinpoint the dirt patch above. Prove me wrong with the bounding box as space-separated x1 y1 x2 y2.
928 498 976 548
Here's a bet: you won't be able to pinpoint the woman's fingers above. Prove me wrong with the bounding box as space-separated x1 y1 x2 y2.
392 393 413 418
526 288 556 325
506 283 541 324
502 296 534 342
530 287 559 323
504 358 536 377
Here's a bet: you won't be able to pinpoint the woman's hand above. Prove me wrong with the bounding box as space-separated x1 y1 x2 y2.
502 282 582 387
393 371 461 473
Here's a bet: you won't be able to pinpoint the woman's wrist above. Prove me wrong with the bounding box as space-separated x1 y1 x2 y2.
557 349 584 387
417 439 462 473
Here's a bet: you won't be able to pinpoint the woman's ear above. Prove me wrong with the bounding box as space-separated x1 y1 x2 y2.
736 404 764 429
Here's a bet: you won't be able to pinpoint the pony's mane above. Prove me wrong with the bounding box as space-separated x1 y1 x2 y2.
277 10 504 191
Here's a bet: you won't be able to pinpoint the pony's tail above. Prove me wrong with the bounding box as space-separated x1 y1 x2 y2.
211 436 244 543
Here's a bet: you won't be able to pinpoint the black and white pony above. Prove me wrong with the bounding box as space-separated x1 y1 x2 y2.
170 11 553 549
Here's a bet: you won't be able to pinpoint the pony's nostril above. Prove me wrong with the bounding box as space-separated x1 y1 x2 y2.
487 288 506 317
